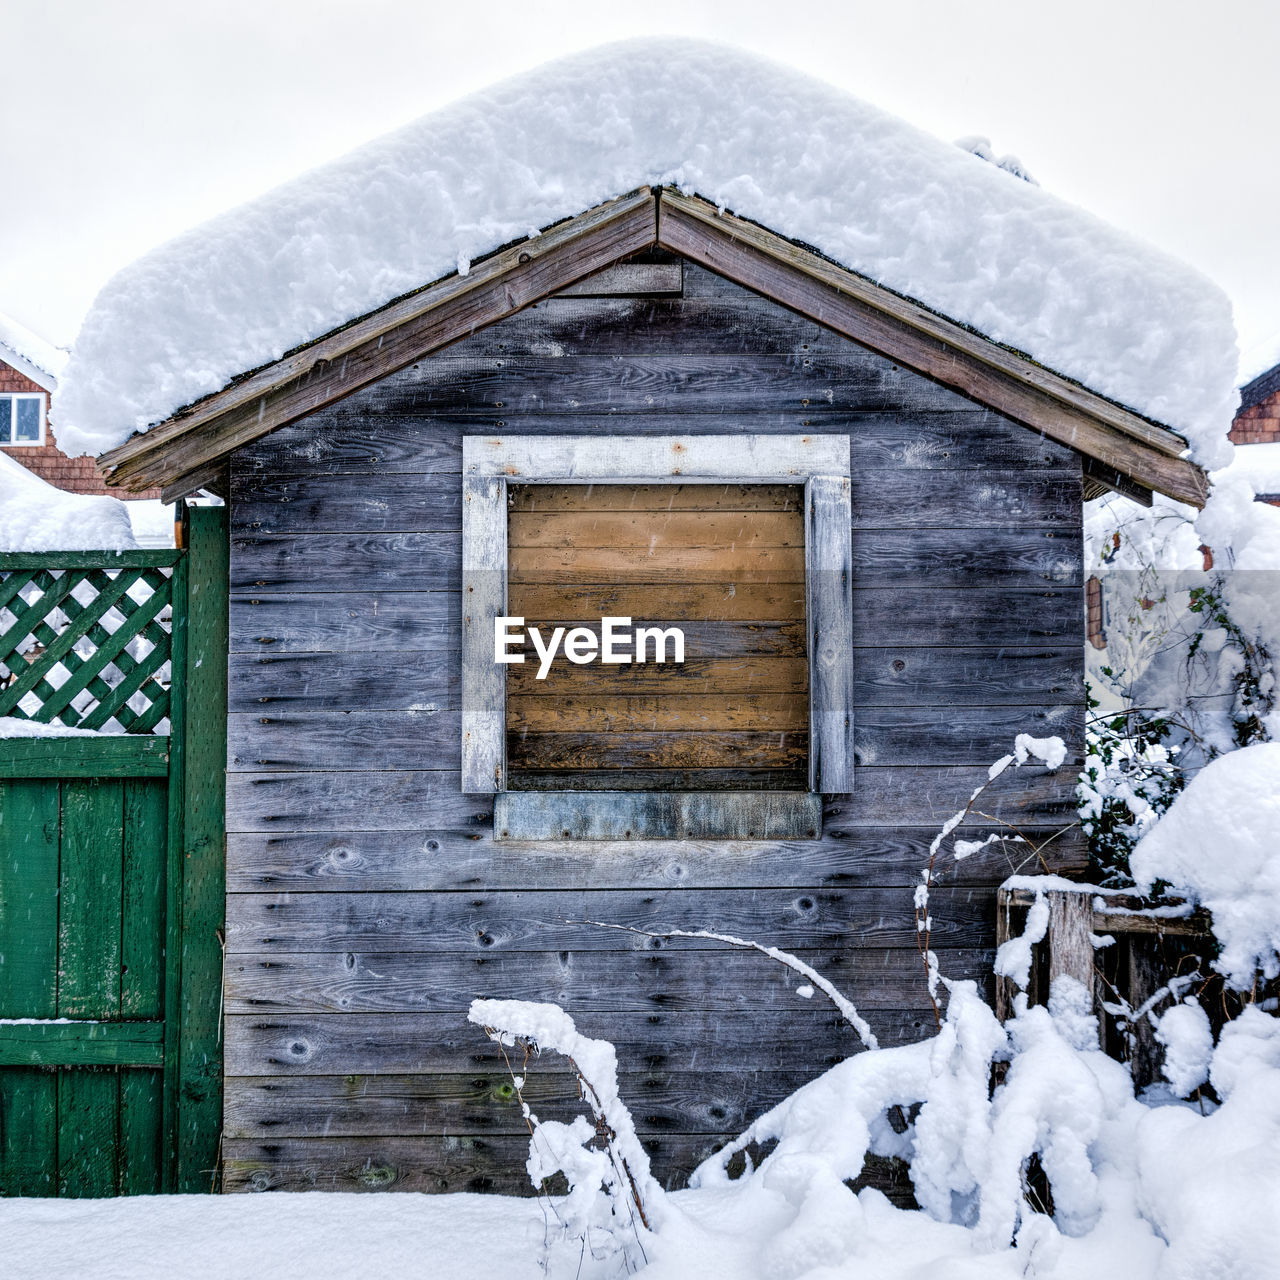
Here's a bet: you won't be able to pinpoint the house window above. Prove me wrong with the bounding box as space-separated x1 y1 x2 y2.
0 394 45 446
462 435 853 841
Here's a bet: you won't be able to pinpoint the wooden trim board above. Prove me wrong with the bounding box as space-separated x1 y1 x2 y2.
495 791 823 841
461 434 854 818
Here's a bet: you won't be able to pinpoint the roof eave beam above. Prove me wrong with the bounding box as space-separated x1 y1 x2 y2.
655 188 1208 507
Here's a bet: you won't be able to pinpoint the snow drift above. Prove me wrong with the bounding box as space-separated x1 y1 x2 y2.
54 38 1237 464
0 450 137 552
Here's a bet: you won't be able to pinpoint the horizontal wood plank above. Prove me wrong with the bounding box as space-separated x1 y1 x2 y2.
227 710 460 772
507 655 807 695
228 594 458 652
496 789 820 838
850 529 1080 586
232 474 462 535
505 729 809 771
225 764 1077 831
225 825 1070 892
508 509 804 549
508 543 806 578
227 530 1090 598
0 734 170 778
464 432 849 480
410 353 969 417
508 482 804 512
0 1020 165 1068
224 1007 940 1077
224 886 991 954
507 766 808 792
221 1069 827 1140
231 533 460 594
228 651 459 710
219 1132 719 1194
238 411 1074 479
225 946 990 1015
225 646 1083 712
851 647 1083 705
508 692 808 732
851 704 1082 767
508 581 806 622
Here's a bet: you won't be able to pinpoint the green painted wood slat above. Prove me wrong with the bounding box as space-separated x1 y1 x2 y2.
1 736 170 778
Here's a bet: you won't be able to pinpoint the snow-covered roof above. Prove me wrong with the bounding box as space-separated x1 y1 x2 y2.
1238 359 1280 416
0 450 137 551
0 310 68 392
54 38 1238 468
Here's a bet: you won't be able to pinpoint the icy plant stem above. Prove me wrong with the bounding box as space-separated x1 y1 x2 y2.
468 998 658 1240
914 735 1068 1026
583 920 877 1049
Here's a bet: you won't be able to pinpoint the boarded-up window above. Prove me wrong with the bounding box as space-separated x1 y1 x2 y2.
505 483 808 791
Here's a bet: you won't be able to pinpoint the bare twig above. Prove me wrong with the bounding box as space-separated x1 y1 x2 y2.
580 919 877 1050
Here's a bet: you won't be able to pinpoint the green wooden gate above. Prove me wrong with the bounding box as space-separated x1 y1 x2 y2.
0 506 227 1195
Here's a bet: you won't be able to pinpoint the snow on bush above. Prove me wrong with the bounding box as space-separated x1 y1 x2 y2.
0 449 137 552
468 998 662 1266
55 38 1236 463
1155 1000 1214 1098
471 975 1279 1280
1131 742 1280 988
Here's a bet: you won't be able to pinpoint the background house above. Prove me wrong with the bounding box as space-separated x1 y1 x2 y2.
1229 359 1280 506
1 311 172 546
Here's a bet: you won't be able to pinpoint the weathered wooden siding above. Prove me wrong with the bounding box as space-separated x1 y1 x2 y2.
222 259 1085 1194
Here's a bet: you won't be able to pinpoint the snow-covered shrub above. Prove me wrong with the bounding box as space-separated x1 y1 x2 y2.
1155 1000 1214 1098
468 998 662 1272
1077 700 1185 886
1131 742 1280 988
1081 479 1279 883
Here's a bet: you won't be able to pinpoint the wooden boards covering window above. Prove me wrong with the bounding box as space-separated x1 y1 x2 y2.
505 483 808 790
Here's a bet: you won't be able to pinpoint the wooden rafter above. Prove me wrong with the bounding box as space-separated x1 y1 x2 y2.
98 189 659 498
97 185 1209 506
655 191 1207 507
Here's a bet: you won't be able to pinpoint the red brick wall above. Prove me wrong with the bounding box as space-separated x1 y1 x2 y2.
0 359 159 498
1230 384 1280 445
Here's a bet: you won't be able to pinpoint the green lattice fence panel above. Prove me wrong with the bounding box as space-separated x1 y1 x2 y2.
0 513 228 1197
0 551 181 734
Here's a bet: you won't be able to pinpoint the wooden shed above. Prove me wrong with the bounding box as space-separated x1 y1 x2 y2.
93 172 1207 1193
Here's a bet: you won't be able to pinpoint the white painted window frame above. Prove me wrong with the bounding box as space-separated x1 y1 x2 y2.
0 393 46 447
461 434 854 836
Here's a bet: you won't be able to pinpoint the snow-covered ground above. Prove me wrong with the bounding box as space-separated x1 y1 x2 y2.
2 744 1275 1280
55 38 1237 466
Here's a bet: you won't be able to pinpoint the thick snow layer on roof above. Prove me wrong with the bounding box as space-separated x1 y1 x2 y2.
54 39 1238 465
0 309 68 388
0 450 137 551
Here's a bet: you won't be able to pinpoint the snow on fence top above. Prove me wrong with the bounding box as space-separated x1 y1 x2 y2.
0 450 137 552
54 38 1238 466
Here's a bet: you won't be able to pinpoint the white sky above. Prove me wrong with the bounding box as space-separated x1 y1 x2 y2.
3 0 1278 380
